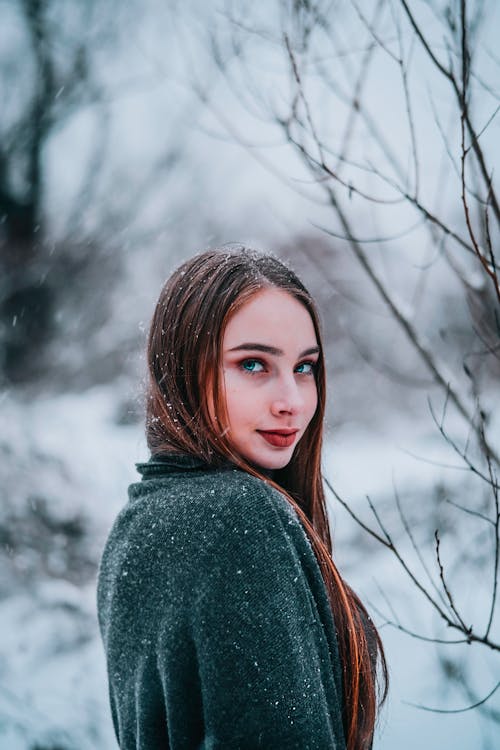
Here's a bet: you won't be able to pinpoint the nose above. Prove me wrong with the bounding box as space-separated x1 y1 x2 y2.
270 375 304 416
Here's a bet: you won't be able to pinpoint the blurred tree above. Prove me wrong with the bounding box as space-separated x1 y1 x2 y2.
0 0 199 390
0 0 101 383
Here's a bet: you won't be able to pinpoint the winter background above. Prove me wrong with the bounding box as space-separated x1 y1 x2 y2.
1 1 499 749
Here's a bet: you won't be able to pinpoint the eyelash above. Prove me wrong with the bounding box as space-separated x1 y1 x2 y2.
238 358 317 376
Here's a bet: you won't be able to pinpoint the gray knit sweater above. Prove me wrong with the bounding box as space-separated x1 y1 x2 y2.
97 453 346 749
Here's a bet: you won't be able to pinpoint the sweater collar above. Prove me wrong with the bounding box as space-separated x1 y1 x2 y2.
136 452 233 479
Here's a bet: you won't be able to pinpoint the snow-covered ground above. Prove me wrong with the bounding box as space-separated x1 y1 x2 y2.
1 384 498 749
0 384 142 750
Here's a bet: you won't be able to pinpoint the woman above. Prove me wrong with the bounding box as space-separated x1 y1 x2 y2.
97 246 388 750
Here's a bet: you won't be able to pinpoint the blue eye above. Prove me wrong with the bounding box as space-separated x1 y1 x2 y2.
241 359 265 373
295 361 316 375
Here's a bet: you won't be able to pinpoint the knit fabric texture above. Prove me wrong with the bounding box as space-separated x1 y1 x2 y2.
97 453 346 749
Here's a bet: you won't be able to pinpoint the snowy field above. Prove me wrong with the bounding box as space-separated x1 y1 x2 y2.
1 383 498 749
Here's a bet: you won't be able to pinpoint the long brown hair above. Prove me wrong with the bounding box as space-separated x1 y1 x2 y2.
146 245 388 749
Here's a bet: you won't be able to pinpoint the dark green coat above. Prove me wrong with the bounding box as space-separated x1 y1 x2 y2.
97 453 346 749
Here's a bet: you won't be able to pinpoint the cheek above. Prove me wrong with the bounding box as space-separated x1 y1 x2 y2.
222 372 246 426
225 394 250 434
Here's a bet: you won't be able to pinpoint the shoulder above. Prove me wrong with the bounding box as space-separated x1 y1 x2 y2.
97 467 307 624
128 466 298 537
101 467 301 569
196 468 297 527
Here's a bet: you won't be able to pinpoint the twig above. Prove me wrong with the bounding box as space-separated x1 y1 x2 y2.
427 397 499 486
483 420 500 638
445 498 495 527
404 680 500 713
393 479 448 608
335 1 384 177
400 0 500 227
459 39 500 299
283 35 404 207
434 529 470 633
324 476 500 651
369 599 474 646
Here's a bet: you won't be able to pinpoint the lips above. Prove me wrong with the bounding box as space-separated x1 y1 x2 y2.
257 430 299 448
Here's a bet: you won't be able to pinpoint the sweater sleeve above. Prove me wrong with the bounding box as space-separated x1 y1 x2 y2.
167 478 346 750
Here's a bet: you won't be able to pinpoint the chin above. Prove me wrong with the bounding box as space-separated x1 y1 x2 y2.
250 450 294 471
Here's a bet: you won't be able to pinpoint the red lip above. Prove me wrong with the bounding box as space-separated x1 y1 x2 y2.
257 429 299 448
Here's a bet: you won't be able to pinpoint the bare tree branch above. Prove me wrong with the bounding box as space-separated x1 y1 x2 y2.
404 680 500 714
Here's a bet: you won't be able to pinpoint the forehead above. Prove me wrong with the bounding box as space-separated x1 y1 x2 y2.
223 288 317 348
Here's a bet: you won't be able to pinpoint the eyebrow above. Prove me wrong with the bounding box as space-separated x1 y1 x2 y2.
227 343 320 357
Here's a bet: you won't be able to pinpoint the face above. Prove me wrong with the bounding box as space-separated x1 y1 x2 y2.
220 287 319 470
